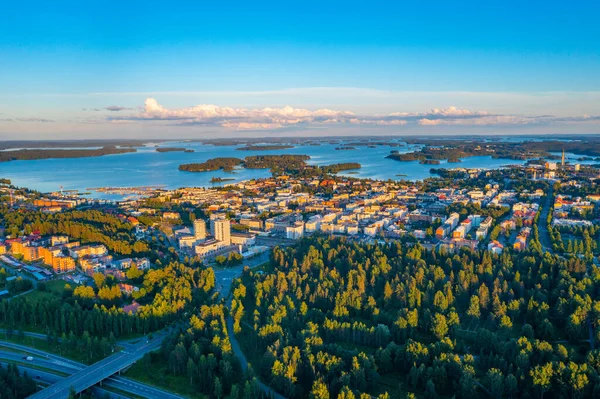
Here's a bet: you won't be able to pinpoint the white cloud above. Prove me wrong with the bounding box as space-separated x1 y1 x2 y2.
106 98 600 131
426 106 489 117
141 98 355 126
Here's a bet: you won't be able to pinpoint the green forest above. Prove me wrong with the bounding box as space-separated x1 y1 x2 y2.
231 236 600 398
0 208 149 255
0 363 38 398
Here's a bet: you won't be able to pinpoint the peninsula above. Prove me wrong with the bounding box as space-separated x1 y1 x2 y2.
0 147 137 162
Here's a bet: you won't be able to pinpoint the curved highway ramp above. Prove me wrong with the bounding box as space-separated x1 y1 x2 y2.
28 334 164 399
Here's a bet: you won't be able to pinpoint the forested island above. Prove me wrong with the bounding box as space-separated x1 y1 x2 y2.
236 145 294 151
179 155 360 177
0 146 137 162
0 139 149 150
385 140 551 163
319 162 362 174
346 141 404 147
243 154 310 169
390 138 600 164
155 147 195 153
179 157 243 172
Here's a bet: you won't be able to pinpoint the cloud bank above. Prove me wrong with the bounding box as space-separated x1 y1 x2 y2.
104 98 600 131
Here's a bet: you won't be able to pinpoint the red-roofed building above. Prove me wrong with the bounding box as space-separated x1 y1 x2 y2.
122 302 141 314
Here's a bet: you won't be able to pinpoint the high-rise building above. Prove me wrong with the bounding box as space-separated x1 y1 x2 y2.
209 213 227 235
214 219 231 245
193 219 207 240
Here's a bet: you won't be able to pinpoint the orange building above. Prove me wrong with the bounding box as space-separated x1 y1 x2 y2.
52 256 76 273
11 241 41 261
33 199 77 209
39 247 62 266
38 246 75 273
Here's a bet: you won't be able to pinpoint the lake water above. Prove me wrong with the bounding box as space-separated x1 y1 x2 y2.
0 140 578 200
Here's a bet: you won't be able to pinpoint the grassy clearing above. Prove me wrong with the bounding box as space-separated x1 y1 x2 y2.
125 360 206 399
20 279 73 302
250 261 271 272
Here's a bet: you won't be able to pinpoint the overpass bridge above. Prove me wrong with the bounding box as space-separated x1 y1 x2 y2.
28 333 164 399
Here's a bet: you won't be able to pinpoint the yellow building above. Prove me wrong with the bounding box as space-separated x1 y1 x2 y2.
240 218 264 230
70 244 108 259
52 256 76 273
39 247 63 266
11 241 41 261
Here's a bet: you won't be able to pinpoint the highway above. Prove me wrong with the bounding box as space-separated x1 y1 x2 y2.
26 330 179 399
0 340 184 398
0 361 129 399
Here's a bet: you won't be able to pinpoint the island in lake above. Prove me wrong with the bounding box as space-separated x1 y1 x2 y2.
179 157 243 172
180 155 360 177
0 139 150 151
0 147 137 162
156 147 195 153
236 145 294 151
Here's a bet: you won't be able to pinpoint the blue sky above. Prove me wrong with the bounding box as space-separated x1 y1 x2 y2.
0 1 599 138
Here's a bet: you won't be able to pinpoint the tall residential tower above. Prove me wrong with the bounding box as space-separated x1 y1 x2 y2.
193 219 206 241
214 219 231 245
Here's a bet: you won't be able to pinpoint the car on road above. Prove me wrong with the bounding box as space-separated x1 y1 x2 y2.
25 356 33 361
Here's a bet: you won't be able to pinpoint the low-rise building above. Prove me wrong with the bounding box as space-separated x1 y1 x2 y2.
239 218 264 230
286 222 305 239
231 232 256 247
70 244 108 259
